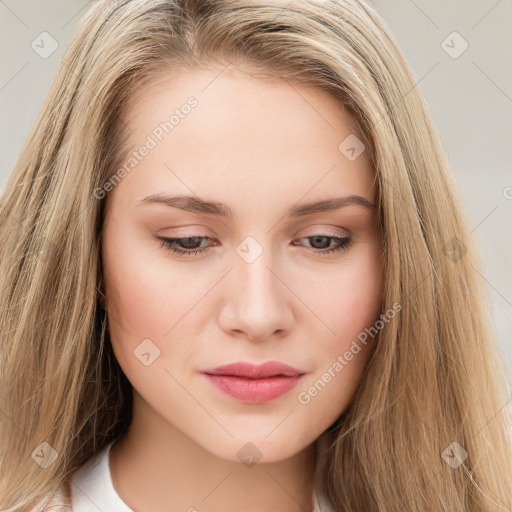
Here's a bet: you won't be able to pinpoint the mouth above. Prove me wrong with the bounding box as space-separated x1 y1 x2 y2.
202 361 306 403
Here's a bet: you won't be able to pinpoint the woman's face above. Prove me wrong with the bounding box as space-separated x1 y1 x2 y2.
102 66 383 463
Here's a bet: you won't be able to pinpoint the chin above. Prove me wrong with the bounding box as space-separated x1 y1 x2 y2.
195 430 312 464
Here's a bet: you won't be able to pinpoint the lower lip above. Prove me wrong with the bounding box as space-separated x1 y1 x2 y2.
204 374 303 403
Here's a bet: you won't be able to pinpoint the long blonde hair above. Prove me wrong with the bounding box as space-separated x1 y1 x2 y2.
1 0 511 510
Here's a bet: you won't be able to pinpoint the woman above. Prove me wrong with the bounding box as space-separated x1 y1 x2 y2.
1 0 511 511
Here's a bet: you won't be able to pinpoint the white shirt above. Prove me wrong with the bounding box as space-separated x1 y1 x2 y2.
69 440 334 511
70 441 132 511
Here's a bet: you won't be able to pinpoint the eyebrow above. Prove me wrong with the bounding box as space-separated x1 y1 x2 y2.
136 193 376 217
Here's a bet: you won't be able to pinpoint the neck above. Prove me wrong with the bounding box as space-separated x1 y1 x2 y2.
109 391 318 512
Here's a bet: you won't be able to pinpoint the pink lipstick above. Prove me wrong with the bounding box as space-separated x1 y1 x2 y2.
202 361 305 403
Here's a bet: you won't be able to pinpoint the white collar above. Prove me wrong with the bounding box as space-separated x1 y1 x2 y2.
70 441 132 511
70 440 333 511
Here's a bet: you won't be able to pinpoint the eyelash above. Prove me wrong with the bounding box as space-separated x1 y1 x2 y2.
157 235 352 257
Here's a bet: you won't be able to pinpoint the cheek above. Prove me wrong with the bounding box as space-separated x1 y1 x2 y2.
299 241 383 350
328 250 382 374
102 219 226 382
102 220 187 370
294 243 382 424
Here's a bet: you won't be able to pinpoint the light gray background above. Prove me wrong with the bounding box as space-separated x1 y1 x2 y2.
1 1 511 384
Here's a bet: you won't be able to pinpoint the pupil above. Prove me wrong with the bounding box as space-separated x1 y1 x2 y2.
311 236 330 249
180 237 201 249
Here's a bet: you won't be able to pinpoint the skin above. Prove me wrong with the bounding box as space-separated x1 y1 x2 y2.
101 65 383 512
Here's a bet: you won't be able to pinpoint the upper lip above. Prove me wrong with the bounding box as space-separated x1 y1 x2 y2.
202 361 305 379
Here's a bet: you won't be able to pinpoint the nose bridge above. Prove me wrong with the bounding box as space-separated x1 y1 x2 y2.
222 235 293 340
234 237 282 308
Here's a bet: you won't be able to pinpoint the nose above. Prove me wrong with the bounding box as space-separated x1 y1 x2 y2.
218 247 295 343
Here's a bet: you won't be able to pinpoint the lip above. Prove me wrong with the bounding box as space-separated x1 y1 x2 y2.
202 361 306 403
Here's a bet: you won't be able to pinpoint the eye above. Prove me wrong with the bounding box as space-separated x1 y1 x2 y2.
157 234 352 258
293 235 352 255
157 236 215 257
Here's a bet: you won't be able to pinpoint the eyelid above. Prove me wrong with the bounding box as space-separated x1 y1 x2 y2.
295 225 350 238
159 224 350 239
161 228 215 237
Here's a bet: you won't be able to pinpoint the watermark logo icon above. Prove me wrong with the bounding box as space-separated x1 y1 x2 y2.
443 236 467 263
338 133 365 161
441 441 468 468
236 236 264 264
134 338 161 366
441 31 469 59
32 442 58 469
31 32 59 59
236 442 262 467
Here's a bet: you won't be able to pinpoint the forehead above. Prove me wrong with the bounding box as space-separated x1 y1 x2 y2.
110 66 375 210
